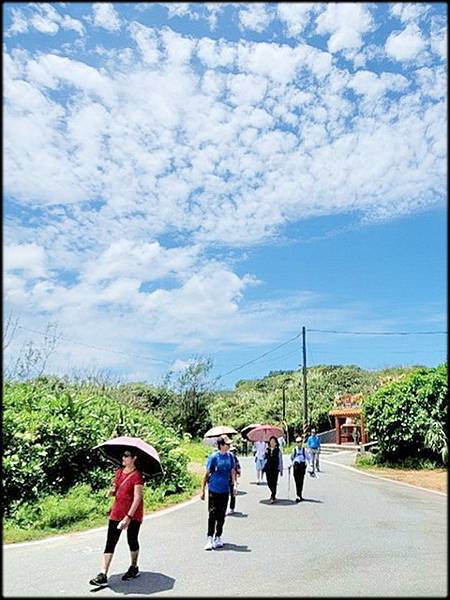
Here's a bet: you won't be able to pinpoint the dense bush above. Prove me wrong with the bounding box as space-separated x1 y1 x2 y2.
363 364 448 463
3 378 192 517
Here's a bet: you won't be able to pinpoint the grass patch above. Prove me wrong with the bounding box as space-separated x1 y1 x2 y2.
355 453 442 470
179 438 210 464
4 473 203 545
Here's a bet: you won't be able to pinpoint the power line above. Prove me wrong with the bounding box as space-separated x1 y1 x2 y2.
213 332 302 382
309 329 447 336
15 325 172 365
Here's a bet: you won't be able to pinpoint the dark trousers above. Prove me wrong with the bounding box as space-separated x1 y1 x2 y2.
266 469 279 499
104 519 141 554
229 481 236 510
293 462 306 498
207 491 229 537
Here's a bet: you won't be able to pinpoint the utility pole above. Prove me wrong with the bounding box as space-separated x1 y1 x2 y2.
282 385 286 421
302 326 308 438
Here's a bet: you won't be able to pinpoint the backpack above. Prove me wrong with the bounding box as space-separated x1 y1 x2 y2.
292 447 306 462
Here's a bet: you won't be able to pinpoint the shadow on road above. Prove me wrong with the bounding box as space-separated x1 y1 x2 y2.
101 572 176 595
227 511 248 518
259 499 296 506
218 543 251 552
236 490 247 496
249 482 267 486
301 498 323 503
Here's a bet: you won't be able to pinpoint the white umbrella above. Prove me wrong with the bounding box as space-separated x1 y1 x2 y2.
204 425 238 438
203 436 220 446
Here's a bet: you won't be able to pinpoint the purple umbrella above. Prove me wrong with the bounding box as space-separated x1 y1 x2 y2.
94 436 163 479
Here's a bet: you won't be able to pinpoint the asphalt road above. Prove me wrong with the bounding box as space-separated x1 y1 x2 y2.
3 453 447 597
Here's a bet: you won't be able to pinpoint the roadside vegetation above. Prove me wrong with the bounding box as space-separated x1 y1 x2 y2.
3 330 447 544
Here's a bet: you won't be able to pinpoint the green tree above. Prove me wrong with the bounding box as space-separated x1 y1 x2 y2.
164 357 213 436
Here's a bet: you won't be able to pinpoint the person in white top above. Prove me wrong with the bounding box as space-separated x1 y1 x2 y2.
253 440 267 484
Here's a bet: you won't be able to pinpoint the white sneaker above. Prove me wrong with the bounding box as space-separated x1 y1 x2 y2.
204 536 214 551
213 536 223 548
227 509 234 515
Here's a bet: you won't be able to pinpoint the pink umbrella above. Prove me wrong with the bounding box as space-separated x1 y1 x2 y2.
240 423 261 439
247 424 284 443
94 436 163 479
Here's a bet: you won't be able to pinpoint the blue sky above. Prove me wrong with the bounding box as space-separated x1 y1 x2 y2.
3 2 447 389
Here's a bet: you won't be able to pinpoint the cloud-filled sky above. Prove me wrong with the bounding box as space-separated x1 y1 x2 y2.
3 2 447 388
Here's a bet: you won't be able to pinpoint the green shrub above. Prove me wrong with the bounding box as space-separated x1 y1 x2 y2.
355 452 377 468
363 364 447 464
3 378 192 517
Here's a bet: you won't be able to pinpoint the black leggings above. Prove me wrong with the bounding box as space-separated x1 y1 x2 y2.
207 491 229 537
104 519 141 554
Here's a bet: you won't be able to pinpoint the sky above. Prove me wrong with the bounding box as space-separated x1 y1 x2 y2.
3 2 447 389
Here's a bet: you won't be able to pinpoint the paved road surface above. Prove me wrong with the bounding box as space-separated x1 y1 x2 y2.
4 453 447 597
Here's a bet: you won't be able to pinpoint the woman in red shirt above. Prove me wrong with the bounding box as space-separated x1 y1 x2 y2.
89 450 144 587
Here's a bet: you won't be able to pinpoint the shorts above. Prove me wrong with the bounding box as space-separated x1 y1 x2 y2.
255 457 266 471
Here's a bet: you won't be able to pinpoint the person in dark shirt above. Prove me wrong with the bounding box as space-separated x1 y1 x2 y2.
263 436 283 503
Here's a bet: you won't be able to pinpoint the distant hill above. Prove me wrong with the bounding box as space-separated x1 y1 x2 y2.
208 364 424 435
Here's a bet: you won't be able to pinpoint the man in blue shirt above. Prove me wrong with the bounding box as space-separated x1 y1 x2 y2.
307 428 321 475
201 436 236 550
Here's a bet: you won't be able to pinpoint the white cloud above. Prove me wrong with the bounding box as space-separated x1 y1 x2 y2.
3 20 446 377
239 4 273 33
92 2 121 31
6 4 84 37
197 37 237 68
430 18 447 61
7 8 29 35
315 3 374 53
277 3 317 38
4 28 445 247
129 21 161 64
385 23 427 61
348 70 409 99
82 240 202 284
31 15 59 34
4 243 47 278
60 14 85 35
390 3 431 24
163 3 198 20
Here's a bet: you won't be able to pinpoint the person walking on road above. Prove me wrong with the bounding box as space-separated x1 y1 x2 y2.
289 436 309 502
307 428 321 476
263 436 283 503
253 439 267 484
89 450 144 587
201 435 237 550
227 444 241 515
